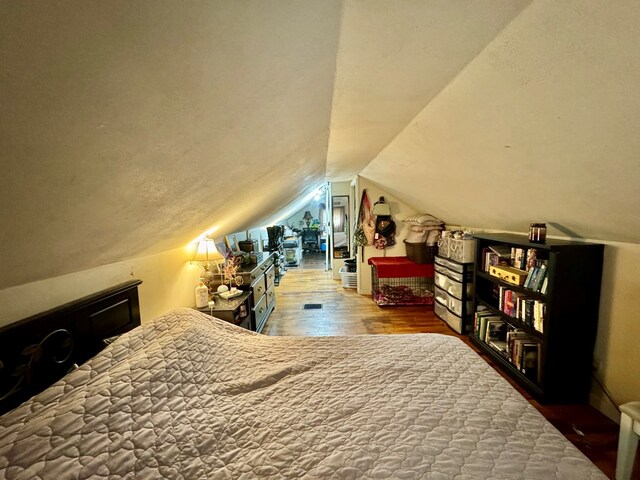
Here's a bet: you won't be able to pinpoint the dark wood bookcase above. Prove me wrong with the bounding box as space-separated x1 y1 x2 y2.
469 233 604 403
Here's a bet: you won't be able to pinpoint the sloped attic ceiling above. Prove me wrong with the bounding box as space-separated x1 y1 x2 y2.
360 0 640 244
2 0 638 292
0 1 341 289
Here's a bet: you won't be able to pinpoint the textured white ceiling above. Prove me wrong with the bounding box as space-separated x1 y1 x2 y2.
0 0 342 288
326 0 531 181
361 0 640 243
1 0 639 290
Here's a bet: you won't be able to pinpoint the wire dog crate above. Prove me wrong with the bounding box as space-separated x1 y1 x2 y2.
368 257 434 306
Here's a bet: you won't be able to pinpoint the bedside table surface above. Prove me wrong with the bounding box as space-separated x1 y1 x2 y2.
196 291 251 313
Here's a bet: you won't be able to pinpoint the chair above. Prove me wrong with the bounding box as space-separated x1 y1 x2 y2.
302 228 319 252
616 401 640 480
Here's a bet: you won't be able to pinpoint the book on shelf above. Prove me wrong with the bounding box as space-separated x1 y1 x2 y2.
489 340 508 357
532 301 546 333
522 261 547 292
484 245 511 272
521 342 542 384
524 267 539 289
503 290 516 317
474 310 499 340
523 299 535 327
532 263 547 292
540 276 548 294
511 247 527 271
485 319 507 343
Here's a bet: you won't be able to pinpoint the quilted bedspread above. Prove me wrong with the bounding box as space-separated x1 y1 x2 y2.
0 308 606 479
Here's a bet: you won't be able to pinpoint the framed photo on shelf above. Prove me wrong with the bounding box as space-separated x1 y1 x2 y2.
225 235 239 254
215 240 228 261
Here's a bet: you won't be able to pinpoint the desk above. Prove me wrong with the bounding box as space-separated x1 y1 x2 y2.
195 291 252 330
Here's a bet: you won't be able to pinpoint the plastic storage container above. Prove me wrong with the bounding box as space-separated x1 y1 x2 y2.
339 267 357 288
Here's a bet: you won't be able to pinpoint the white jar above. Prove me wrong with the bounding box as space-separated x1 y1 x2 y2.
195 279 209 308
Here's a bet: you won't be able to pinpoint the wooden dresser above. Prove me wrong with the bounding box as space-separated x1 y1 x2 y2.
236 253 277 333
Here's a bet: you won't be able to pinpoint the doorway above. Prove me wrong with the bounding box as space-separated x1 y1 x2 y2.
282 187 330 271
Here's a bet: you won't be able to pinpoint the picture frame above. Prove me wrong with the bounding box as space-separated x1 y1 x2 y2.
225 235 239 254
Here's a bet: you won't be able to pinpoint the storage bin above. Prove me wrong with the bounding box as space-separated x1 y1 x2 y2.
447 294 473 317
434 271 449 291
339 267 357 289
434 262 473 299
448 238 476 263
434 301 464 334
434 255 465 273
437 237 450 258
404 241 437 264
434 286 449 306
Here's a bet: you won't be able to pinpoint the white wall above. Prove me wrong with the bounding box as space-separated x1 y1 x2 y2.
590 240 640 419
355 177 437 294
0 247 202 328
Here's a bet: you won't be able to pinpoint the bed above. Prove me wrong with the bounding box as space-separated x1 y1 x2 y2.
0 305 607 479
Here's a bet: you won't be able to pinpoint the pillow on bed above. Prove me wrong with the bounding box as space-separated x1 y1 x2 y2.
403 214 444 227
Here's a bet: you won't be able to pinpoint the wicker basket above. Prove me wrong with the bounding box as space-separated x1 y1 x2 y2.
404 241 437 264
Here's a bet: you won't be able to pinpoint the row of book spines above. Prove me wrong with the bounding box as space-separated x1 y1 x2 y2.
498 287 545 333
506 329 542 384
523 263 548 292
482 248 509 272
473 311 542 384
510 247 546 270
473 312 505 345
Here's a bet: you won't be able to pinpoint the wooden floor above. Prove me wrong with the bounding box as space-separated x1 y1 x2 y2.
263 268 626 480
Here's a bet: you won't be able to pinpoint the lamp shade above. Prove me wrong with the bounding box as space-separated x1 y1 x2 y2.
303 210 313 221
191 237 224 263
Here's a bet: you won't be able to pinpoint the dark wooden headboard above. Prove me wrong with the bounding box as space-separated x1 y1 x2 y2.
0 279 142 415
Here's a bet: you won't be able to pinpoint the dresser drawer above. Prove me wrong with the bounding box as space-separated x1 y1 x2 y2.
265 265 275 290
251 274 266 300
266 283 276 311
253 292 269 333
248 257 273 282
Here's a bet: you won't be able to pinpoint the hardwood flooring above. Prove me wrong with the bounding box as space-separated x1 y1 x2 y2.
263 268 626 480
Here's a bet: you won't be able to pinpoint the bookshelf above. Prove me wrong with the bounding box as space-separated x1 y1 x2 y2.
469 233 604 403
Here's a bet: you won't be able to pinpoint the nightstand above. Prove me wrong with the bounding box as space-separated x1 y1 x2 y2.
195 291 253 330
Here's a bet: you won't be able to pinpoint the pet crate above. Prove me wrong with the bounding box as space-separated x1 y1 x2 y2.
368 257 434 306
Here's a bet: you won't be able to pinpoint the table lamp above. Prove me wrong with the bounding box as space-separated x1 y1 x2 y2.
303 210 313 227
191 237 224 291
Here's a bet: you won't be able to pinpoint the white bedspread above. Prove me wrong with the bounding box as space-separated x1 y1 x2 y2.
0 308 606 479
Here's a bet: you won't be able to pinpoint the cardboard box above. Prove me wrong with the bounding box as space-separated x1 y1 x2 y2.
489 265 528 286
